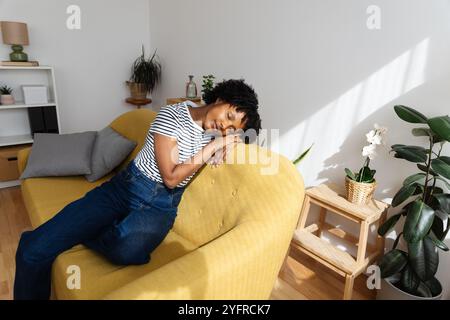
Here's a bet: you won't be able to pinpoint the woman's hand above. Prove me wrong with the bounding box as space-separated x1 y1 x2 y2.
211 133 242 153
208 134 242 167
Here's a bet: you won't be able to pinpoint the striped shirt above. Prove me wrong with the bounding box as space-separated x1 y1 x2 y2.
134 101 214 188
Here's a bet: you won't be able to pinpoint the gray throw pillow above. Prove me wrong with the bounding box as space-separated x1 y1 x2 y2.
85 126 137 182
20 131 97 179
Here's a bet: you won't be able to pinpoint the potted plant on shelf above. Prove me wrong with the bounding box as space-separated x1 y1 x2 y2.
0 85 15 105
201 74 215 102
126 46 161 100
377 105 450 300
344 124 387 204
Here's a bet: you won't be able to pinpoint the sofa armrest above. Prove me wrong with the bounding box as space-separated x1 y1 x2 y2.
103 219 296 300
17 147 32 176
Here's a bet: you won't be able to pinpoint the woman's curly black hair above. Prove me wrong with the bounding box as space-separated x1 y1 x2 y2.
203 79 262 142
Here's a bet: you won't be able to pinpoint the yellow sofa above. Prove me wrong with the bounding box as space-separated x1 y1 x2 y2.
17 108 305 299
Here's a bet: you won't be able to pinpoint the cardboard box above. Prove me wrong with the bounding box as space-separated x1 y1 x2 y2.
0 144 31 181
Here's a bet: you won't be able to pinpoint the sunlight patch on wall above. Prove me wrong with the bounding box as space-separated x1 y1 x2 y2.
272 38 430 182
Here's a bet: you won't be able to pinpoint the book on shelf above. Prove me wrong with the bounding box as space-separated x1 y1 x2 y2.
0 61 40 67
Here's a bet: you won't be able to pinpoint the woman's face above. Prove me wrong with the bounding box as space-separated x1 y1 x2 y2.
205 99 247 136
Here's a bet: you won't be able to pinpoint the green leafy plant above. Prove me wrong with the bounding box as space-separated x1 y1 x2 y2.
377 105 450 298
129 45 162 94
293 143 314 165
201 74 215 101
0 85 13 95
345 124 387 183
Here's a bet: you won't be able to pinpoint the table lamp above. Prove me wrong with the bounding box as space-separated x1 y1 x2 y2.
1 21 30 62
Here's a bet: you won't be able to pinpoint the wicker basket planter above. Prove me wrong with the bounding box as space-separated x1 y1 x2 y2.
345 176 377 205
126 81 147 100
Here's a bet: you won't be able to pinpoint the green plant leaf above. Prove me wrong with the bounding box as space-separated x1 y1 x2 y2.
357 166 375 182
293 143 314 165
394 105 428 124
408 237 439 281
433 194 450 214
400 265 421 294
403 173 426 186
436 176 450 190
427 232 449 251
416 281 433 298
427 116 450 142
431 156 450 180
391 145 428 163
392 183 418 207
424 277 442 297
417 164 438 176
431 214 446 240
392 232 403 250
412 128 444 144
378 249 408 278
378 214 401 236
413 184 425 196
403 200 435 243
345 168 356 180
412 127 432 137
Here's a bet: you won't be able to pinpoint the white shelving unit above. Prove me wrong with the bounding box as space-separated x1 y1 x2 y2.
0 65 61 188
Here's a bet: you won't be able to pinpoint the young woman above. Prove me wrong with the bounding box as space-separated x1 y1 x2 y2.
14 79 262 300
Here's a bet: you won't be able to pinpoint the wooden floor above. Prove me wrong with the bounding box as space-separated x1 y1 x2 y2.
0 186 33 300
0 186 374 300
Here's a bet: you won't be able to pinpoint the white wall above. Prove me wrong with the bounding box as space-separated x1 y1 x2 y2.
148 0 450 298
0 0 151 133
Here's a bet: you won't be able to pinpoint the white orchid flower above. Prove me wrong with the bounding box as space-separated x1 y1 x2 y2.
366 130 379 145
366 124 388 146
362 144 377 159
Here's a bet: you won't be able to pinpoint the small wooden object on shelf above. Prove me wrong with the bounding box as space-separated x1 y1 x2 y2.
0 61 39 67
166 97 202 105
290 183 389 300
125 97 152 109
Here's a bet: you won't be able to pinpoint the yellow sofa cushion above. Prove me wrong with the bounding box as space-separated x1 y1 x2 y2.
21 174 114 228
52 230 198 299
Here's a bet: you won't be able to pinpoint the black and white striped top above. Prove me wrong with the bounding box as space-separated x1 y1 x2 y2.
134 101 213 188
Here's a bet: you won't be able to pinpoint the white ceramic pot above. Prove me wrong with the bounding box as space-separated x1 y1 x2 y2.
0 94 15 105
376 278 442 300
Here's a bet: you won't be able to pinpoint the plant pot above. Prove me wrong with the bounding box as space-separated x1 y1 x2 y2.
376 278 442 300
126 81 147 100
345 176 376 205
0 94 15 105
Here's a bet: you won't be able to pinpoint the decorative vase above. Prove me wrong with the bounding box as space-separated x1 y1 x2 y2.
186 75 198 99
345 176 376 205
126 81 147 100
0 94 15 105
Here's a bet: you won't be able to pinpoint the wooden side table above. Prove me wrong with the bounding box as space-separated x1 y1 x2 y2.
290 183 389 300
166 97 202 105
125 97 152 109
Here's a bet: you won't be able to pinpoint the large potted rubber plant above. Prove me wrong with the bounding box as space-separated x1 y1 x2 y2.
377 105 450 299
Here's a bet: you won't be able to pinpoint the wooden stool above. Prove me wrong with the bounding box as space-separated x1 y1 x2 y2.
290 184 389 300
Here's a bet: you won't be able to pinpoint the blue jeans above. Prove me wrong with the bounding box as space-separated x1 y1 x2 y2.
14 159 185 300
